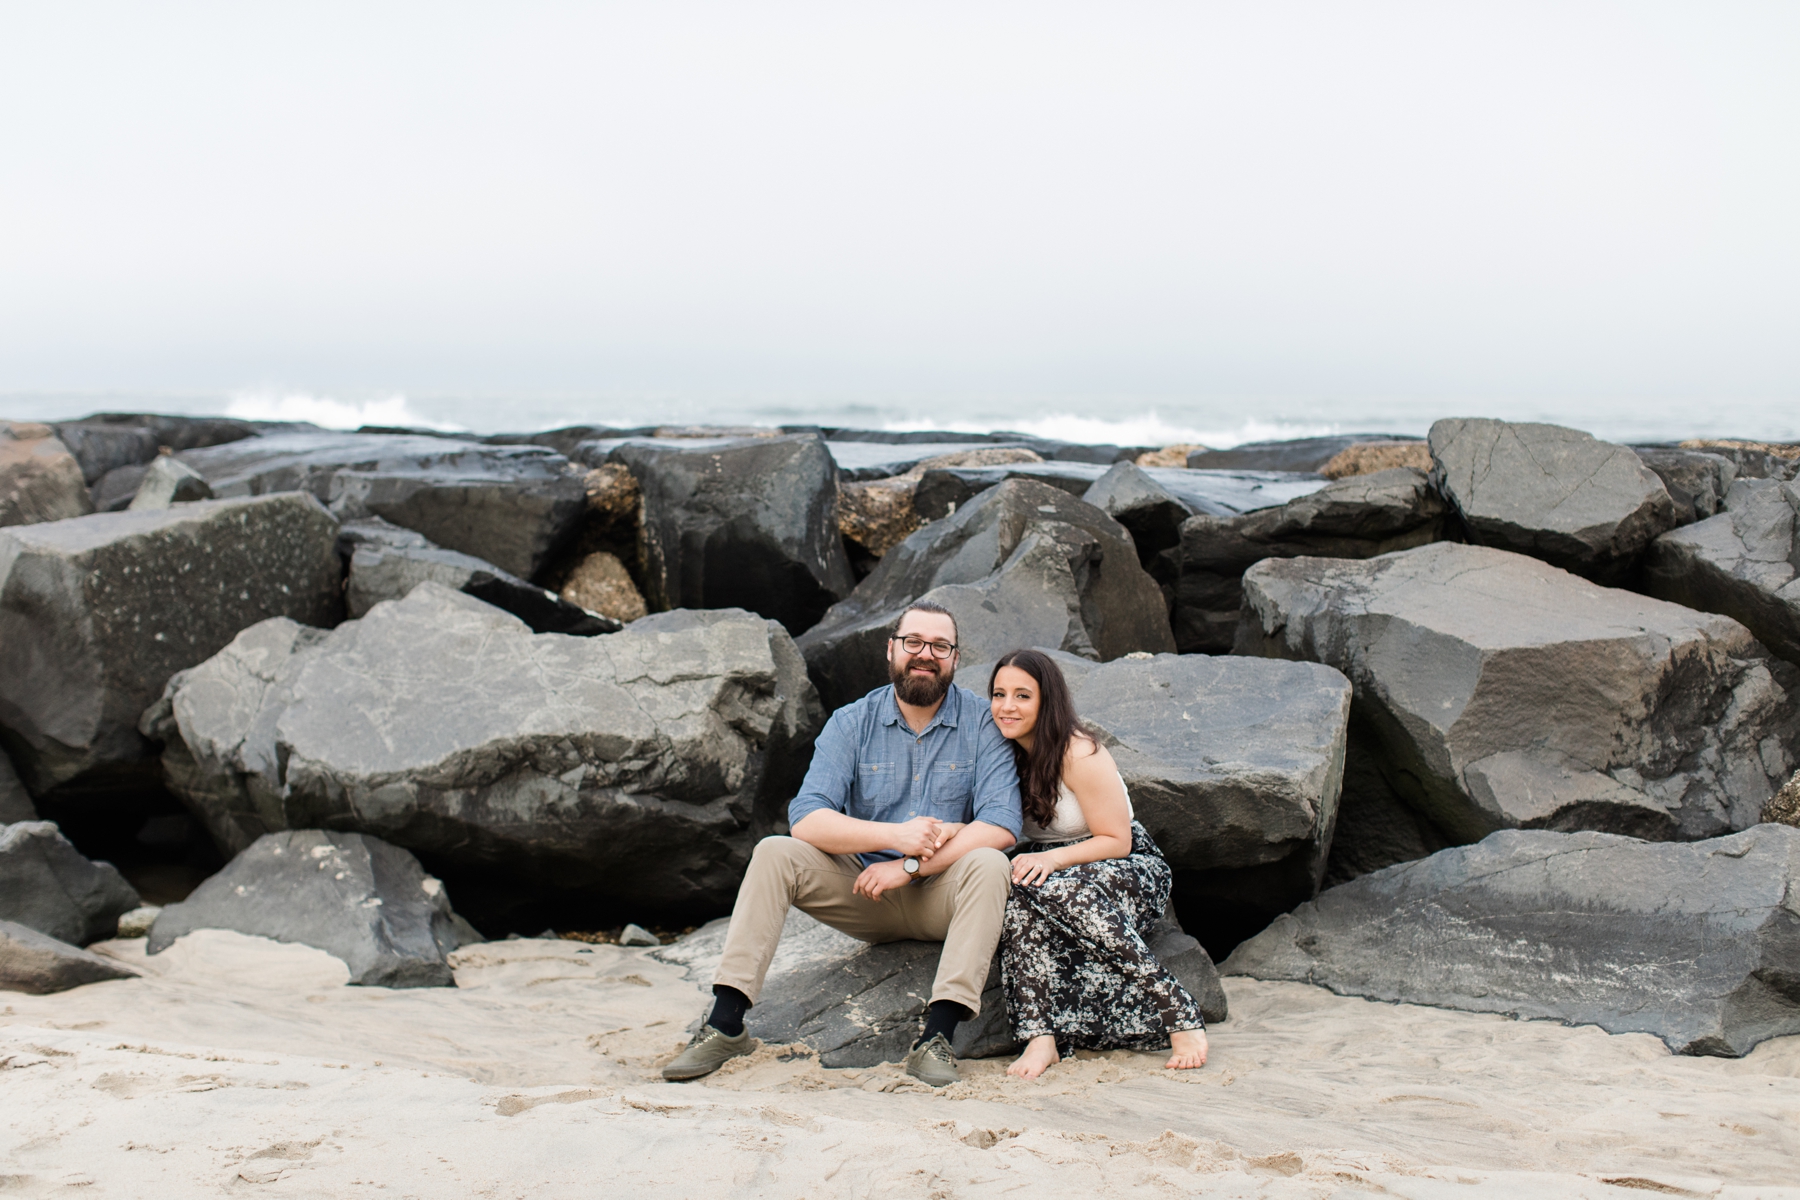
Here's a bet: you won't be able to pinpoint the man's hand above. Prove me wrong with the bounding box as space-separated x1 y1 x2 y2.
888 816 946 859
852 859 912 902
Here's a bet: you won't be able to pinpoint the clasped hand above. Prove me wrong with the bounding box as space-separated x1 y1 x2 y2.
851 816 960 901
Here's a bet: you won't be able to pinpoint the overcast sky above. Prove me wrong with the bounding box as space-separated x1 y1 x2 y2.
2 2 1796 424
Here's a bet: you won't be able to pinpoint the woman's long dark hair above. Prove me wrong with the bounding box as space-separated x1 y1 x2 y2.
988 649 1089 829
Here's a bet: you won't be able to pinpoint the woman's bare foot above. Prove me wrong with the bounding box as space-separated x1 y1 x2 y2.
1007 1035 1061 1079
1165 1028 1208 1070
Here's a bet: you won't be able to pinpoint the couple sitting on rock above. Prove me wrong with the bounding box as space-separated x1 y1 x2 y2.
663 601 1209 1087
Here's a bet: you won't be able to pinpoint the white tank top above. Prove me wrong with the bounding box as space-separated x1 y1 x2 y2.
1020 776 1133 844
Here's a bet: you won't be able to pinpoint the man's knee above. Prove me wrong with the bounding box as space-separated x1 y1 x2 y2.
953 846 1012 893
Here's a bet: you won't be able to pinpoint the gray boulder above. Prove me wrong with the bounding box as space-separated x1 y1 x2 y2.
609 434 854 636
1633 447 1737 526
796 479 1174 713
657 906 1224 1067
340 519 619 636
918 461 1323 524
1020 649 1352 930
1239 542 1800 853
0 494 343 795
1429 418 1677 581
0 919 139 994
1642 479 1800 670
0 821 139 944
147 830 466 987
126 456 214 510
54 413 278 485
1172 467 1451 653
1223 826 1800 1057
1187 434 1419 474
179 430 586 579
1 422 92 528
0 753 32 823
143 585 823 925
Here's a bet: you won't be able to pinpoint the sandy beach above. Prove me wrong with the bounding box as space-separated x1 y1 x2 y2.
1 931 1796 1198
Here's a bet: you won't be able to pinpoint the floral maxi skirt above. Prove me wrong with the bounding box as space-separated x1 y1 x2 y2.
1000 821 1206 1051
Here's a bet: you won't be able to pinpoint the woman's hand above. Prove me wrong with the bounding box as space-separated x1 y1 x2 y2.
1011 851 1061 887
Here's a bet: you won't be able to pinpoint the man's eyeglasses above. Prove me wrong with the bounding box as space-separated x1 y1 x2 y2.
891 634 957 659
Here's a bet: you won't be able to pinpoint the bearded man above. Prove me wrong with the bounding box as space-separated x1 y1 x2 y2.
662 601 1022 1087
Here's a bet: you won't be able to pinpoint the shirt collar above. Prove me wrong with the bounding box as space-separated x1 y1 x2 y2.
880 682 962 733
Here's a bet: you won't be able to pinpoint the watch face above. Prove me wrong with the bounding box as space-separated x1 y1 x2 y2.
903 857 919 874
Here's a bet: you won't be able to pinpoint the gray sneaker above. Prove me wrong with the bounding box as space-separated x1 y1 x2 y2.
661 1024 753 1081
903 1033 960 1087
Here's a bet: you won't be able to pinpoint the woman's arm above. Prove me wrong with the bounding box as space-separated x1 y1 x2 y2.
1011 737 1133 885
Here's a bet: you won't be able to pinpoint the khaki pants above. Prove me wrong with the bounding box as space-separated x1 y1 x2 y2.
714 836 1012 1015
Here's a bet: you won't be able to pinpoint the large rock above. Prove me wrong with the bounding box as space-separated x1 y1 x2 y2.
0 494 344 795
1633 447 1737 526
1019 649 1352 937
839 448 1045 561
1677 439 1800 483
147 830 466 987
1642 479 1800 670
657 906 1225 1067
916 462 1323 524
609 435 853 636
0 753 32 823
143 585 824 925
1 422 92 528
1239 542 1800 852
1188 434 1418 474
179 431 586 579
557 550 648 623
0 919 139 994
126 456 214 510
0 821 139 944
340 519 619 636
55 413 280 485
796 479 1174 713
1429 418 1677 581
1223 826 1800 1057
1171 467 1451 653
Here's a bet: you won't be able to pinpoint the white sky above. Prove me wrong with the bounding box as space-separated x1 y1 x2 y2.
2 2 1796 416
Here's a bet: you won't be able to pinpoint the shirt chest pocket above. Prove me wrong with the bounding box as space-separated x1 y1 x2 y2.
927 758 976 816
857 761 902 808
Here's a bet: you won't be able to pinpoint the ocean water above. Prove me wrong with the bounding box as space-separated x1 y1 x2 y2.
4 390 1795 449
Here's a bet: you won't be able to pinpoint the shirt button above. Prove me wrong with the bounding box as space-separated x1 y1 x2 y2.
914 774 920 781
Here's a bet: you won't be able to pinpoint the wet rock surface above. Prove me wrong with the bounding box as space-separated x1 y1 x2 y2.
797 479 1174 713
1428 418 1676 582
145 586 823 925
0 494 344 795
147 830 468 987
1223 825 1800 1057
0 821 140 945
1239 542 1800 849
1642 479 1800 669
610 434 854 636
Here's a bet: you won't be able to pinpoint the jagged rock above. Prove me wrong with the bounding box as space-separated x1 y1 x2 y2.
1678 439 1800 482
53 421 161 486
0 494 343 795
557 550 648 623
920 462 1326 526
1081 463 1199 587
147 830 467 987
1319 441 1432 480
55 413 279 484
1188 435 1417 474
1134 444 1208 469
0 422 92 528
1764 771 1800 827
1006 649 1352 936
0 919 139 994
1223 826 1800 1057
0 821 139 944
913 462 1113 520
179 430 586 579
143 585 824 925
126 456 214 510
0 754 32 823
1642 479 1800 669
826 440 1040 482
618 923 659 947
1428 418 1676 581
610 434 853 636
1172 468 1450 654
579 463 640 521
91 463 153 512
1239 542 1800 850
340 519 618 636
796 479 1174 713
839 448 1046 560
1633 447 1737 526
657 906 1224 1067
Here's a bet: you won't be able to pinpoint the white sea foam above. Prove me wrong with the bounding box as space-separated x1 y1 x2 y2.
224 391 465 432
881 410 1343 450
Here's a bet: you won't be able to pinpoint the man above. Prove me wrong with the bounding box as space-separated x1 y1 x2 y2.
662 601 1021 1086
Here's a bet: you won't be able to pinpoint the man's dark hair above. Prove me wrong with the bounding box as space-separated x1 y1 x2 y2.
893 601 958 645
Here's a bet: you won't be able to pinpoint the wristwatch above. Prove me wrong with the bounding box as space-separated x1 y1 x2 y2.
902 856 921 880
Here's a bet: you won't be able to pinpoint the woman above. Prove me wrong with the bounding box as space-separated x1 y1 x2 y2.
989 649 1208 1079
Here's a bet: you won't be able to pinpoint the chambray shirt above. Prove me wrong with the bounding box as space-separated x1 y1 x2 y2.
787 683 1024 864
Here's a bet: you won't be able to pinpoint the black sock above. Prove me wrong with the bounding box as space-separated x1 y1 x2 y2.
915 1000 972 1049
708 985 750 1036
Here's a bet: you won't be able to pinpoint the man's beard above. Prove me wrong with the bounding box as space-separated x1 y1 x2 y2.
890 655 953 707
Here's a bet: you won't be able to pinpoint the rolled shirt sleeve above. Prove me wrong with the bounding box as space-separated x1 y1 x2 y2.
787 708 858 828
966 708 1024 842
